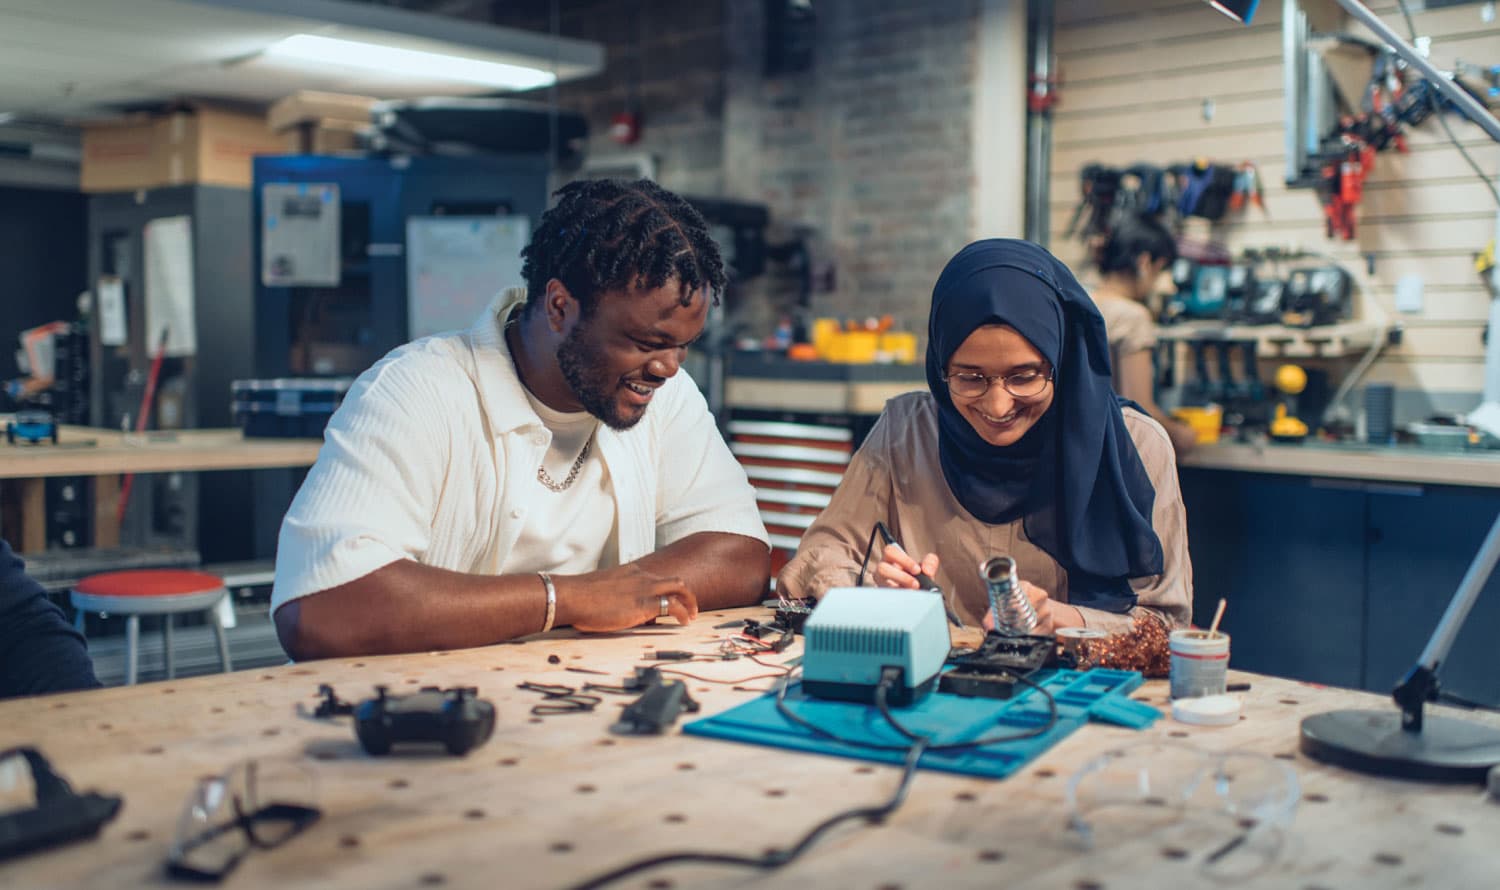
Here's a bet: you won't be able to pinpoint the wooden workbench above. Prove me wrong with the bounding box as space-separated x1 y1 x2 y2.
2 607 1496 889
1181 440 1500 489
0 425 322 553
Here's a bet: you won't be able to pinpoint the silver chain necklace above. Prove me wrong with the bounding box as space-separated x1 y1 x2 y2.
537 433 593 492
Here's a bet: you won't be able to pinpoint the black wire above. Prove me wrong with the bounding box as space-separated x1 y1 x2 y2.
565 667 1059 889
1394 0 1500 206
563 675 927 890
855 522 884 586
774 667 1058 753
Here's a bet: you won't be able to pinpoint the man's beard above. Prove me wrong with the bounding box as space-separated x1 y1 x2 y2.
556 319 645 431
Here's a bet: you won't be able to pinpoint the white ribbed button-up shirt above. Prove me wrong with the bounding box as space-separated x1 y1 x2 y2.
271 288 768 612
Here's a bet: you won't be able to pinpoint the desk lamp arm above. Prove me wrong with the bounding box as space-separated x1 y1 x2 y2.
1392 511 1500 732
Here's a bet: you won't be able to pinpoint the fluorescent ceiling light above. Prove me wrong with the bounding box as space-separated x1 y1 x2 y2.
264 33 556 90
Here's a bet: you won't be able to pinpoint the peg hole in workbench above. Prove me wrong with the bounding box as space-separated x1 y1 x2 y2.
97 723 112 731
1374 853 1403 866
1274 752 1296 760
676 762 695 771
764 788 786 798
664 813 687 823
419 873 445 885
125 830 151 842
1034 768 1056 778
550 842 573 853
978 850 1005 862
1305 793 1329 803
51 701 67 709
1075 881 1105 890
1161 847 1189 860
855 765 875 774
576 784 597 794
528 717 543 724
339 835 360 848
1168 731 1189 738
498 758 519 767
388 779 409 789
954 791 977 802
464 809 485 820
1436 823 1465 836
647 880 673 890
597 738 616 747
145 746 164 755
1279 699 1300 706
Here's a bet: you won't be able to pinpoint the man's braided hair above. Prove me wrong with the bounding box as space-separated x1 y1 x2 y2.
519 178 727 318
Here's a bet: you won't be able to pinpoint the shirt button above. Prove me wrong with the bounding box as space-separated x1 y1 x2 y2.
532 433 545 446
511 508 523 519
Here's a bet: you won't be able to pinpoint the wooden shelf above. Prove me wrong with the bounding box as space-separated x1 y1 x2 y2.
1155 320 1385 359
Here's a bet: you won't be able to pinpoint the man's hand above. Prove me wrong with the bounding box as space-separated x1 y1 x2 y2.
557 564 699 633
873 544 940 589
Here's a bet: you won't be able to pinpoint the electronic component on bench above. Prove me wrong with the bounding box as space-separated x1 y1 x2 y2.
801 587 950 706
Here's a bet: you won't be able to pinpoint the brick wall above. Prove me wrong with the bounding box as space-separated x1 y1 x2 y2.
487 0 728 197
485 0 981 335
723 0 980 329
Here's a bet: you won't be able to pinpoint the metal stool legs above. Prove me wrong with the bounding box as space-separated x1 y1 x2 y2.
125 615 140 686
163 615 175 680
212 599 233 674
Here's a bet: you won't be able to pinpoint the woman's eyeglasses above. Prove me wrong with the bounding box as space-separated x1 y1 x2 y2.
942 367 1054 399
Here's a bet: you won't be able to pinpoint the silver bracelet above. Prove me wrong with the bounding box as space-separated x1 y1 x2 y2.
537 572 557 633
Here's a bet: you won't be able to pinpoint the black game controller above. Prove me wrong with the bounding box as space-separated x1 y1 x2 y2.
353 685 496 756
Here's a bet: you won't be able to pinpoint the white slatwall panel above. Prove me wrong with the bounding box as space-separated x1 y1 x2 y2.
1049 1 1500 393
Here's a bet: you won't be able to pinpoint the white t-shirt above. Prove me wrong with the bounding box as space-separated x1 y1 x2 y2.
271 288 768 612
503 389 619 576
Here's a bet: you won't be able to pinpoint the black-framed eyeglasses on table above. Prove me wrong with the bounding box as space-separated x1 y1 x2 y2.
166 760 321 883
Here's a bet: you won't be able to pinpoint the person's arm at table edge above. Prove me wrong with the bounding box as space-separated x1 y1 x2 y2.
273 531 767 659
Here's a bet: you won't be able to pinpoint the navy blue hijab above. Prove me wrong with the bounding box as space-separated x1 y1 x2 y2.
925 239 1163 611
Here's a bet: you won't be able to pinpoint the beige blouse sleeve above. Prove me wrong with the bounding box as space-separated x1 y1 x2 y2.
1075 411 1194 634
775 413 897 599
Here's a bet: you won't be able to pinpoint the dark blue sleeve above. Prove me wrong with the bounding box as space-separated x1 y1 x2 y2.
0 538 101 698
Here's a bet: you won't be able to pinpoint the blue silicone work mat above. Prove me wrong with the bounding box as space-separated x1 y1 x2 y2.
682 668 1156 780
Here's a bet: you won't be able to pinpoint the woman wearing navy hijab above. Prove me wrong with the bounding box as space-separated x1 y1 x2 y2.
777 240 1191 633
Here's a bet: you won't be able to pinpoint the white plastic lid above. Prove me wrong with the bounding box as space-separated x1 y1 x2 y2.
1171 694 1242 726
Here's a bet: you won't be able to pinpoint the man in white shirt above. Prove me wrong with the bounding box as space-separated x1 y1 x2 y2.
271 179 771 659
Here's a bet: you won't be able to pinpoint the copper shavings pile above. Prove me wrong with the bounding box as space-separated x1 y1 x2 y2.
1074 613 1172 678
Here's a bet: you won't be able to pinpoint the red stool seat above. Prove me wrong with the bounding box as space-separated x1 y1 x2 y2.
75 570 225 597
71 569 233 685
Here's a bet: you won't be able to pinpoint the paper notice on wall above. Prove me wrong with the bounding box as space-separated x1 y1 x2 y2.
406 216 529 340
97 276 128 346
143 215 196 356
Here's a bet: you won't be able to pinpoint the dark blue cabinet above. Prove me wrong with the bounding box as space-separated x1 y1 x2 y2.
1182 468 1500 702
1366 487 1500 704
1181 470 1366 688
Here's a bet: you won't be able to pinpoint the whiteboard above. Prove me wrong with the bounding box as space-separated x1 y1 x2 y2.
406 216 529 340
